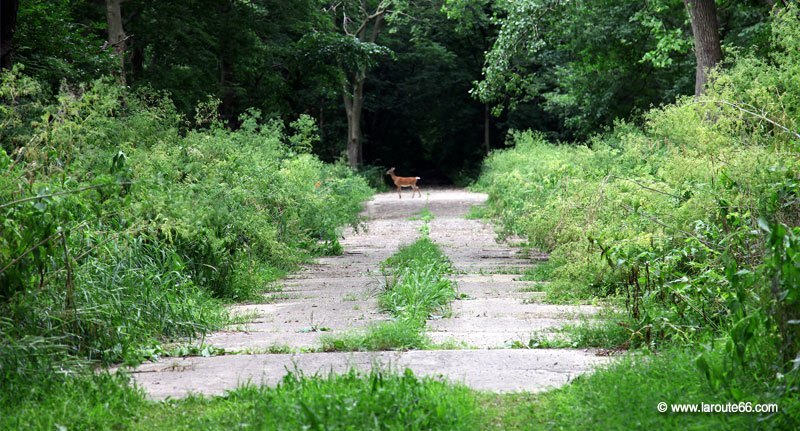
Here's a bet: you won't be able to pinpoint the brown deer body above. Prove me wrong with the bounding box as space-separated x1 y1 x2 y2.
386 167 421 198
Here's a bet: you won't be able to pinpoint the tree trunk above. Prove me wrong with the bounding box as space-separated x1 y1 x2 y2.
219 52 236 126
483 103 491 154
1 0 19 69
130 45 144 75
105 0 127 83
684 0 722 95
343 73 365 169
340 5 384 169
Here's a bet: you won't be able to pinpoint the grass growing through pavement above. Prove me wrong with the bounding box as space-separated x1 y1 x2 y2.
379 237 455 319
138 370 481 430
5 349 790 430
483 348 785 430
407 207 435 222
516 309 638 350
3 369 481 430
464 204 488 220
321 236 455 352
321 319 428 351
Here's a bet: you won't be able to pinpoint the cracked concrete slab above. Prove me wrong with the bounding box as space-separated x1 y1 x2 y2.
130 349 608 400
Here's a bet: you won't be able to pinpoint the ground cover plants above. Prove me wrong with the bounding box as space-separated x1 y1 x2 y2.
135 370 482 431
0 68 372 426
473 8 800 428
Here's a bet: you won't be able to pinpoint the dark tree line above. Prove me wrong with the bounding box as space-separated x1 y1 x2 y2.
0 0 18 69
0 0 786 181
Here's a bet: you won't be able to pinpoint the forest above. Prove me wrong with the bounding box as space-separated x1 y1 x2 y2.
1 0 798 429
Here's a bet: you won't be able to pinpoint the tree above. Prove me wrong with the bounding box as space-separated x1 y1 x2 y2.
443 0 497 154
327 0 390 168
684 0 722 95
463 0 694 139
364 8 491 178
123 0 333 123
453 0 770 139
10 1 114 85
104 0 127 83
1 0 19 69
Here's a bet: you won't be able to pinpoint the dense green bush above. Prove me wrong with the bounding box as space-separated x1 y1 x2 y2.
0 67 372 402
475 7 800 423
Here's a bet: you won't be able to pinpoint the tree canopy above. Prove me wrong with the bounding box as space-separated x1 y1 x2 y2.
0 0 783 177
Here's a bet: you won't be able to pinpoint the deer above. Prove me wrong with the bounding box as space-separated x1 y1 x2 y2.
386 167 421 198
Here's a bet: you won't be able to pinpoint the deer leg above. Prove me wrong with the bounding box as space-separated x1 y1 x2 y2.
397 186 402 199
414 185 421 198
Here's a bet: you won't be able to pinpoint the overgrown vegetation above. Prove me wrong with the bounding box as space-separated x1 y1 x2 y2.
474 7 800 427
482 349 771 430
137 370 481 430
0 68 372 422
322 233 455 351
4 358 783 430
2 0 799 428
4 369 482 430
1 373 145 431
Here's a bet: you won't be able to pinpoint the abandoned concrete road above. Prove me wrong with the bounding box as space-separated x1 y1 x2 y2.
131 189 610 399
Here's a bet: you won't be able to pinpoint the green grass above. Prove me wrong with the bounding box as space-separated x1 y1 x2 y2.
476 267 527 275
341 292 360 301
519 310 638 350
321 319 428 351
0 372 146 431
2 369 481 430
4 349 795 429
380 236 451 273
465 204 488 220
131 343 227 362
136 370 482 431
407 207 435 222
379 265 456 321
486 348 793 430
324 236 455 352
517 285 545 293
526 322 632 350
521 261 556 282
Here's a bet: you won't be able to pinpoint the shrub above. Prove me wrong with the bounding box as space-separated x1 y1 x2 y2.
473 7 800 407
0 70 372 406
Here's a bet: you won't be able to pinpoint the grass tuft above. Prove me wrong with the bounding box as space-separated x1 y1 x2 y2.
138 369 482 430
324 236 455 351
321 319 428 351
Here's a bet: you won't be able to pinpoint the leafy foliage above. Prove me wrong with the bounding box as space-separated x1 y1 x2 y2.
0 68 372 409
13 1 115 85
465 0 772 140
474 8 800 426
